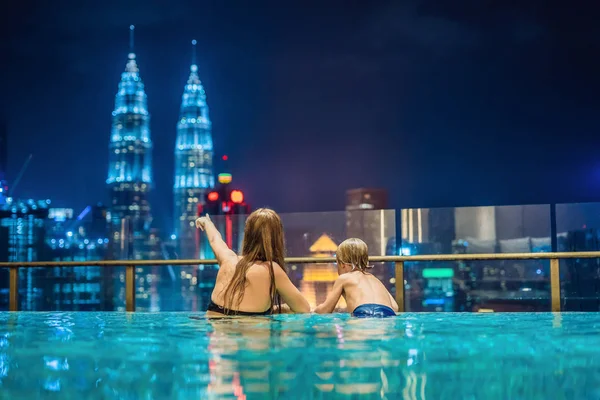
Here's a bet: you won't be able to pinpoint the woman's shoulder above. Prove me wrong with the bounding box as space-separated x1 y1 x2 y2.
248 261 284 275
219 255 242 269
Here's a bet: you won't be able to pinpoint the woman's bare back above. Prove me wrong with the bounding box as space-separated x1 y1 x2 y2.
211 256 273 313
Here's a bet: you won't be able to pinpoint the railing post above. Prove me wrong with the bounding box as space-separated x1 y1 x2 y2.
9 266 18 312
550 258 561 312
126 265 135 312
395 261 405 312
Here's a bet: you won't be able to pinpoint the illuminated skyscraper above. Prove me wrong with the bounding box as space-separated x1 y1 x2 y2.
106 26 153 260
173 40 214 259
0 198 50 310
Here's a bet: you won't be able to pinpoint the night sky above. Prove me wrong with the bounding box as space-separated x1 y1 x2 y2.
1 0 600 233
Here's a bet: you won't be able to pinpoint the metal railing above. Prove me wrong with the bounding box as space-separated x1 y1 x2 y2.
2 251 599 312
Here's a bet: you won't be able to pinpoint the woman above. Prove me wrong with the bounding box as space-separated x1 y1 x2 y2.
196 208 310 315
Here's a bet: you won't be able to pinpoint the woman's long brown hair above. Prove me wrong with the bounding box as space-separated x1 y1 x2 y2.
222 208 286 313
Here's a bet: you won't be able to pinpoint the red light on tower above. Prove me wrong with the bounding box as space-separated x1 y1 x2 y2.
230 190 244 204
222 155 228 161
207 191 219 202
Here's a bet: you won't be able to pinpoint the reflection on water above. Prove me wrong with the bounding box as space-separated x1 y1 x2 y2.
0 312 599 399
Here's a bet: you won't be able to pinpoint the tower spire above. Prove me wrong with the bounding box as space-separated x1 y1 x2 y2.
191 39 198 72
126 25 138 72
129 25 135 53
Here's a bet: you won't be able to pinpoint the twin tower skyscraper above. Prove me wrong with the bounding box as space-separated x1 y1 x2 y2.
106 26 213 260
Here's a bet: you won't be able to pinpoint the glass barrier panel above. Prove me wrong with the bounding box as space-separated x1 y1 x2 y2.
399 204 551 255
0 267 7 311
5 203 593 312
402 205 552 311
556 202 600 311
405 260 551 312
144 263 219 312
12 266 124 311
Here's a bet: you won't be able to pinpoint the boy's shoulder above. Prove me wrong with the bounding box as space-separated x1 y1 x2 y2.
336 272 357 285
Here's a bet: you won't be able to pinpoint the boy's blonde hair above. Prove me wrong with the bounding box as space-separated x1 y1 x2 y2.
336 238 372 272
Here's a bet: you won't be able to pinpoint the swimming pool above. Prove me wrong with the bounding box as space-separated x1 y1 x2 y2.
0 312 598 399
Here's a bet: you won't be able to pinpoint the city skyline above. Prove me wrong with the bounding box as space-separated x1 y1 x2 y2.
2 1 600 237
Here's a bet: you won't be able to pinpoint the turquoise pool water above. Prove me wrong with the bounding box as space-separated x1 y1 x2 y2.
0 312 598 399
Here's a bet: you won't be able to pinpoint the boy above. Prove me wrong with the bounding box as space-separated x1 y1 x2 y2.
314 238 399 317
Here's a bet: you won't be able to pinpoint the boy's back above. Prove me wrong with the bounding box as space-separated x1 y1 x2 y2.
314 238 399 317
340 271 396 314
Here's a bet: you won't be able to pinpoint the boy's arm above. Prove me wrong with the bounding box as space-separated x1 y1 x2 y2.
314 277 345 314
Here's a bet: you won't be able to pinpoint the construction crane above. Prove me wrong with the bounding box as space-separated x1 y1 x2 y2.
8 154 33 198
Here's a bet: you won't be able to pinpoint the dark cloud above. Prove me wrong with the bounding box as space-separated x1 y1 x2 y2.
362 2 482 55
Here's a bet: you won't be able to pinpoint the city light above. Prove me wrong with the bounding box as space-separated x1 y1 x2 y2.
422 268 454 279
400 246 411 256
218 173 232 184
230 190 244 204
208 192 219 202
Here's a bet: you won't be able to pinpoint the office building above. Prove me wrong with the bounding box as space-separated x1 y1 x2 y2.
45 205 112 310
345 188 394 256
0 198 50 310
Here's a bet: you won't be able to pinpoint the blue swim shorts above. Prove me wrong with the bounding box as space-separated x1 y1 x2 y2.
352 303 396 318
